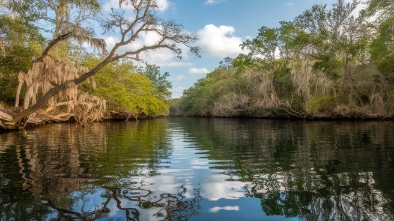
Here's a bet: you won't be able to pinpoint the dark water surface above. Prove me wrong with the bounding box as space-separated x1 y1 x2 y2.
1 118 394 220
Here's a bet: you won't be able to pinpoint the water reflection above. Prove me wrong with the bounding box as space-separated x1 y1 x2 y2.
0 119 184 220
173 118 394 220
0 118 394 220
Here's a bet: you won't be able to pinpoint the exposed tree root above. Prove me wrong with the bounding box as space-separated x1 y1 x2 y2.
0 93 106 130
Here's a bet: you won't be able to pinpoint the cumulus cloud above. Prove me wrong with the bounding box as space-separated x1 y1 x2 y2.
197 24 245 58
188 67 210 74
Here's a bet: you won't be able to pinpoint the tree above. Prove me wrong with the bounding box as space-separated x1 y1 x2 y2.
137 64 172 101
291 0 374 110
0 0 199 129
231 54 254 74
368 0 394 17
0 45 38 105
368 0 394 83
81 57 169 118
277 20 309 61
293 0 363 79
0 5 45 106
241 26 280 72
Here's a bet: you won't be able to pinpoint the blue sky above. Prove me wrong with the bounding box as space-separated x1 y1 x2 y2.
102 0 342 98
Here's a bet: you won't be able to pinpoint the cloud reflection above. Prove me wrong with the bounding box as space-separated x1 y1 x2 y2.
209 206 240 213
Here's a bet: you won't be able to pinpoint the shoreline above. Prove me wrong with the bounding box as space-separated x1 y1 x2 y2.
1 108 393 132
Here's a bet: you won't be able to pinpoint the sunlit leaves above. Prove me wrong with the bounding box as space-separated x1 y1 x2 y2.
137 64 172 101
82 57 169 118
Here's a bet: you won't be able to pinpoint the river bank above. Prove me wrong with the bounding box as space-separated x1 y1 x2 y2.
0 107 164 131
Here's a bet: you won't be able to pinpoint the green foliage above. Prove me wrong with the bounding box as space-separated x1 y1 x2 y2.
241 26 280 71
309 95 334 113
0 45 40 105
312 55 343 80
278 21 309 60
0 12 45 105
217 57 234 71
178 69 237 116
0 14 44 46
0 45 36 73
367 0 394 18
1 0 101 52
0 72 19 106
173 0 394 118
180 79 214 116
293 0 365 78
81 58 169 118
370 17 394 83
137 64 172 101
273 64 294 100
232 54 254 75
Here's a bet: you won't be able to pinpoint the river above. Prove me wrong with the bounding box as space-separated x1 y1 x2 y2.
1 118 394 220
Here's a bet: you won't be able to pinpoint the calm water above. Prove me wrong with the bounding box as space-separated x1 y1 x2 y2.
1 118 394 221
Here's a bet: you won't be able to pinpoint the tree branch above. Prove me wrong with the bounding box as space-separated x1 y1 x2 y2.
36 33 71 62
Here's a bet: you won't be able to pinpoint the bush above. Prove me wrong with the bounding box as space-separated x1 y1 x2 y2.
309 95 334 114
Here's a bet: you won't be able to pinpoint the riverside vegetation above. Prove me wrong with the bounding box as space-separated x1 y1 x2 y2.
0 0 198 129
1 0 393 130
171 0 394 119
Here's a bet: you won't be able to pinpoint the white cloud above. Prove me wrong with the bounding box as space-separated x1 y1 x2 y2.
188 67 210 74
205 0 223 5
162 61 193 67
104 36 117 50
155 0 170 11
349 0 368 18
197 24 245 58
286 3 294 6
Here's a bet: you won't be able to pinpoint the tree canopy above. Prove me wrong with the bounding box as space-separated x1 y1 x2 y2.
171 0 394 119
0 0 199 129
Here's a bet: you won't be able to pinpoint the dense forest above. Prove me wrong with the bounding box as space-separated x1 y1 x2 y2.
0 0 197 129
171 0 394 119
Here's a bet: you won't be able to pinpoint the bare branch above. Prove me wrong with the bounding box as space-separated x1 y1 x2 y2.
36 33 71 61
